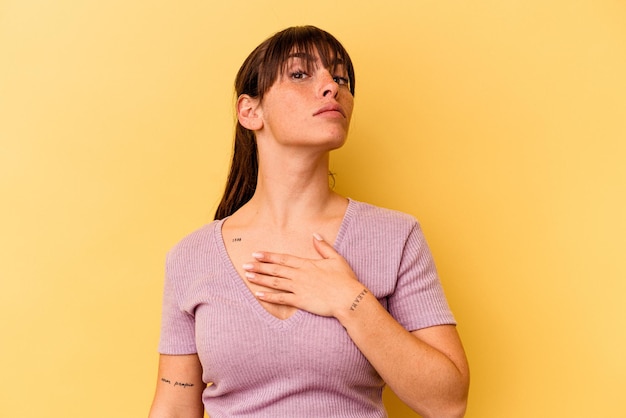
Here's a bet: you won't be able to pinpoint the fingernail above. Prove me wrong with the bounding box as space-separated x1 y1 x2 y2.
255 291 265 298
242 263 254 270
313 232 323 241
252 252 264 259
244 272 255 279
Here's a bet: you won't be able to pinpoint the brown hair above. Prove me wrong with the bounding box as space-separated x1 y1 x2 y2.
214 25 356 220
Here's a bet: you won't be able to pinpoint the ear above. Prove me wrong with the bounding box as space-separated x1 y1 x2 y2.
237 94 263 131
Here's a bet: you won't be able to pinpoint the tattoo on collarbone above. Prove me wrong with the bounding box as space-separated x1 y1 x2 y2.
161 377 195 388
232 237 242 242
349 288 369 311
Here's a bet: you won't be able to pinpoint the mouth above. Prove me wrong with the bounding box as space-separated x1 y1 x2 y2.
313 103 345 118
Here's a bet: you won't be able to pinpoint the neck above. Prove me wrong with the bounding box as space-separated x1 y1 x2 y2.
238 150 343 228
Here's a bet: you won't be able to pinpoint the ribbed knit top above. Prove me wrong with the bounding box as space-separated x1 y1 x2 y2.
158 199 456 417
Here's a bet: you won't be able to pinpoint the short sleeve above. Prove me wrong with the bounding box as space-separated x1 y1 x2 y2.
387 222 456 331
157 252 198 354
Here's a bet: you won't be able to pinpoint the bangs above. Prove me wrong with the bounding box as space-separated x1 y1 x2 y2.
255 26 355 98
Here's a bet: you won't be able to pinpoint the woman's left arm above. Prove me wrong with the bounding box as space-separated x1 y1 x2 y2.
244 234 469 418
336 291 469 418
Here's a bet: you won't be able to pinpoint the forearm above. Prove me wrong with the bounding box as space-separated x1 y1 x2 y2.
148 354 205 418
335 290 469 418
148 403 204 418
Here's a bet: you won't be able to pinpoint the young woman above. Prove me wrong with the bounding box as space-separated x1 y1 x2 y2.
149 25 469 418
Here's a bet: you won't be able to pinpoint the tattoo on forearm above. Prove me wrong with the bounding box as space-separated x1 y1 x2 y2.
174 382 195 388
161 377 195 388
349 288 369 311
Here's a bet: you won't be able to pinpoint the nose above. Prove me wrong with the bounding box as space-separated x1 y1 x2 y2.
319 69 339 98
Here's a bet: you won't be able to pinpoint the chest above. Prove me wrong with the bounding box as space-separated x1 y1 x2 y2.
194 300 381 389
222 229 334 320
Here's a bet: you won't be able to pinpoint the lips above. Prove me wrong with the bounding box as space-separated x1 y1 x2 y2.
313 103 345 118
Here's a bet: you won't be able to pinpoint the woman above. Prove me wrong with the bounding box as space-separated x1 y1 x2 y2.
149 25 469 418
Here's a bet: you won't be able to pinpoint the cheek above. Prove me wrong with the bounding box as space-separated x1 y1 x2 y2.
264 92 298 119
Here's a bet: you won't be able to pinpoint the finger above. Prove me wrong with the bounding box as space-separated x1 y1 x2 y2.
245 271 294 292
243 262 291 279
312 233 338 259
245 281 278 293
255 290 296 306
252 251 303 268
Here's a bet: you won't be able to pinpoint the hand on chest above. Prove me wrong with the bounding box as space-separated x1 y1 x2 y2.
222 229 330 320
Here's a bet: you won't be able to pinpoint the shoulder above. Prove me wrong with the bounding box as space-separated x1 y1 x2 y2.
347 199 419 234
166 220 221 266
338 199 423 256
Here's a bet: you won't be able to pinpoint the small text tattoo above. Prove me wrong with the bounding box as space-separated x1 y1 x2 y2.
232 237 242 242
161 377 195 388
350 288 369 311
174 382 195 388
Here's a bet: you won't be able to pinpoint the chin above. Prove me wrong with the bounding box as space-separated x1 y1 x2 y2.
319 136 348 152
321 128 349 147
281 131 349 150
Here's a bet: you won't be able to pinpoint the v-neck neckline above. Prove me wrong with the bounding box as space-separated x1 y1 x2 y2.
213 198 356 329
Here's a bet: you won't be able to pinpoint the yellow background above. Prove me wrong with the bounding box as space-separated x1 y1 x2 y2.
1 0 625 417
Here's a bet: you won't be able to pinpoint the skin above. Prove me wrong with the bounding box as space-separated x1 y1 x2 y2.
149 51 469 418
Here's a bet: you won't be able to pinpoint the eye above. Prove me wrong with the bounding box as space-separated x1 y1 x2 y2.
333 76 350 86
290 70 308 80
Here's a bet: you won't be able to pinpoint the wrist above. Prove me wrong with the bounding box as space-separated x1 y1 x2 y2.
334 285 375 325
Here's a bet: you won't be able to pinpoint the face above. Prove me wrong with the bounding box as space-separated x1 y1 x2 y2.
255 51 354 150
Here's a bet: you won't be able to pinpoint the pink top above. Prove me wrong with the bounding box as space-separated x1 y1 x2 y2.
158 199 456 417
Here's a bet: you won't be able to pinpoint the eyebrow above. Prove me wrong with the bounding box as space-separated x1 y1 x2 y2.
288 52 313 59
287 52 345 67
